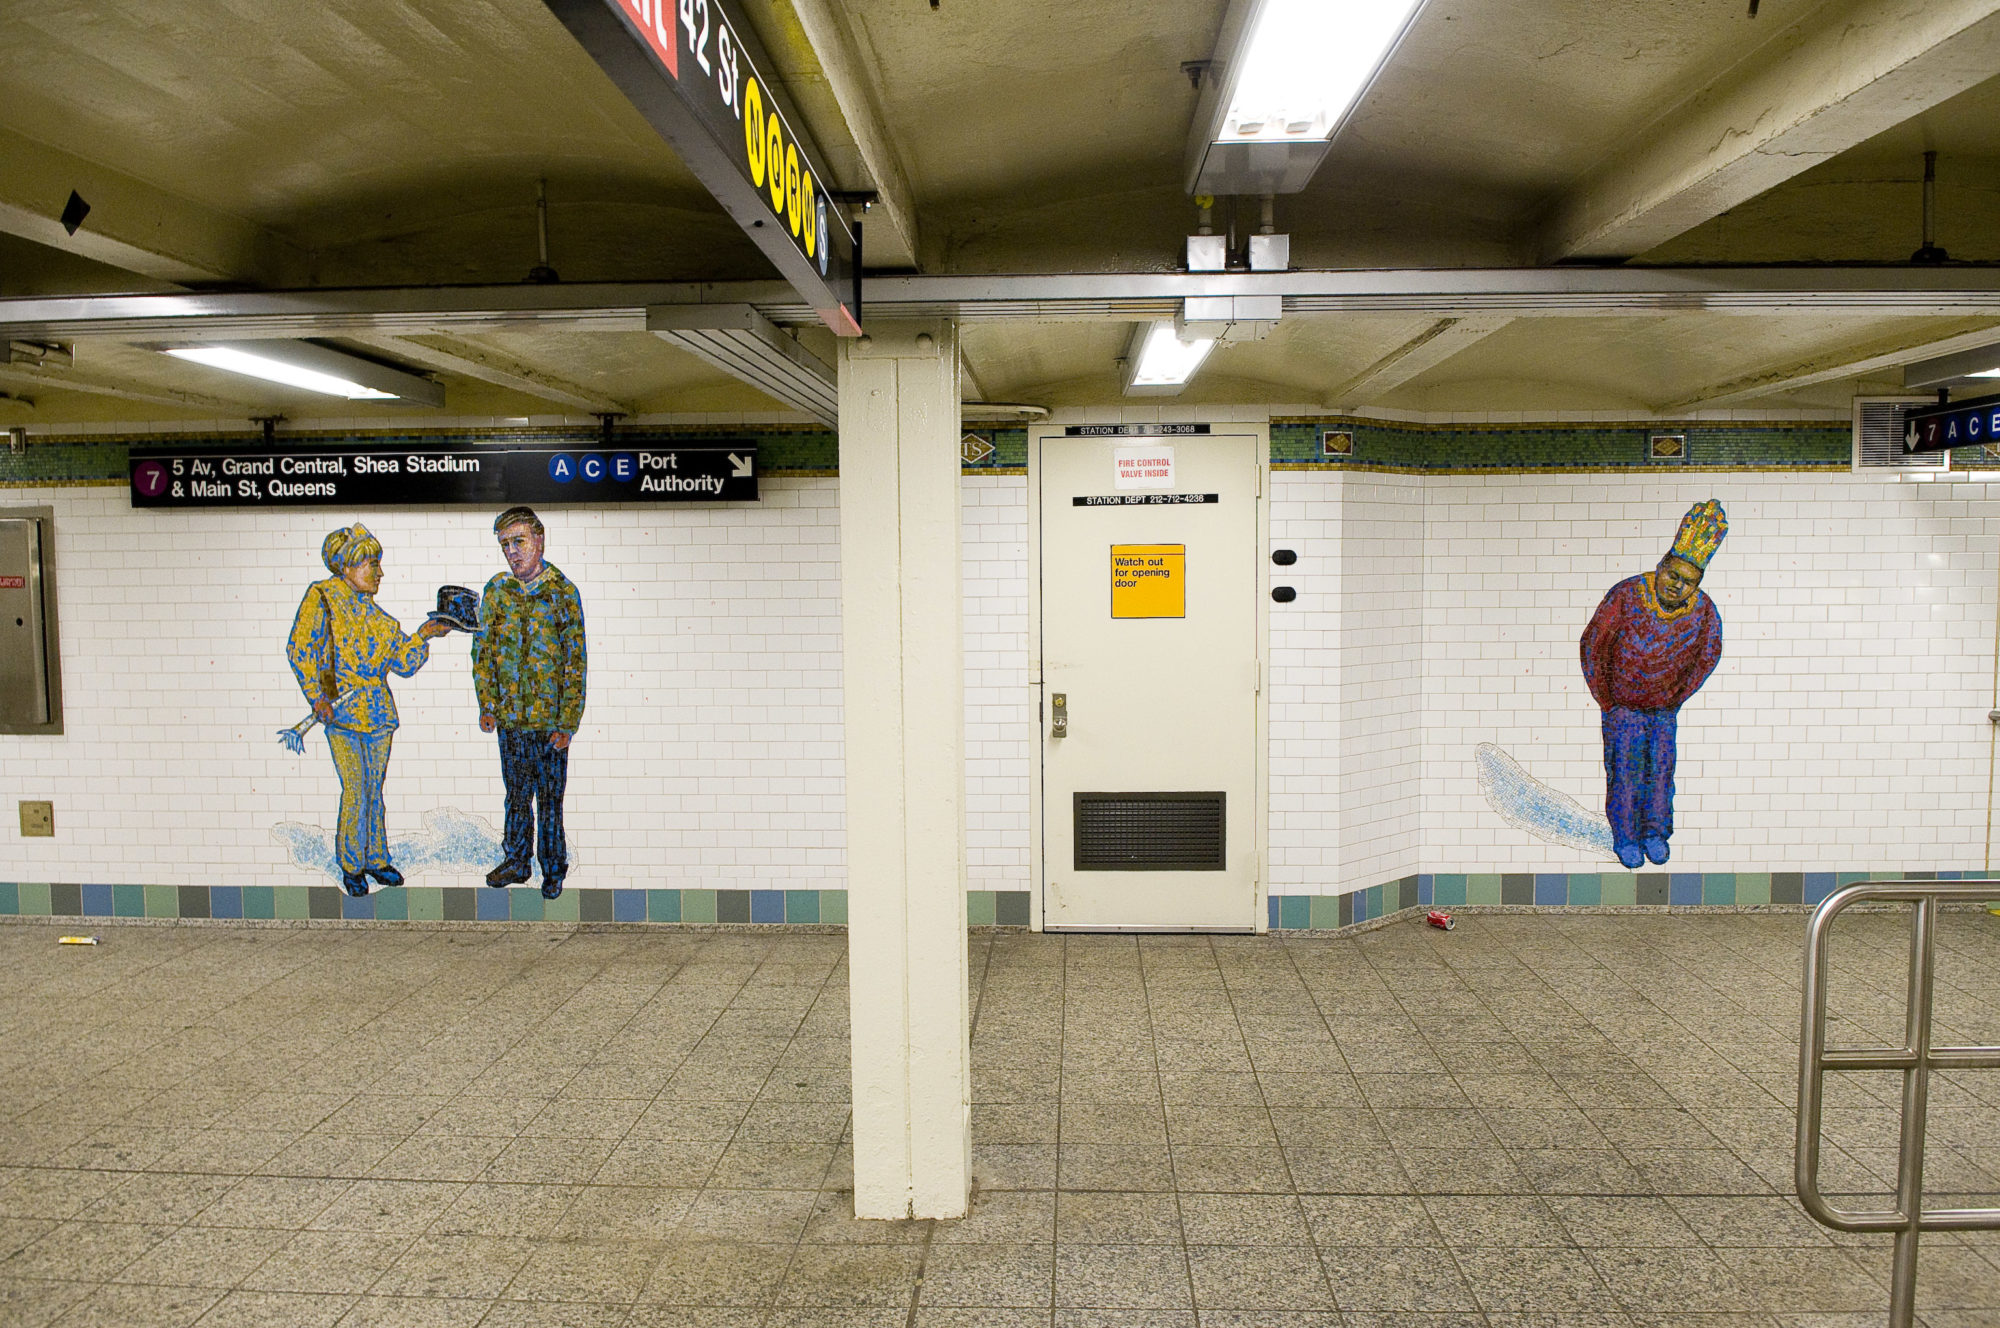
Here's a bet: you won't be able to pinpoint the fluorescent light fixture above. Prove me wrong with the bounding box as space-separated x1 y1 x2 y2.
1972 368 2000 378
1124 321 1216 396
1186 0 1427 195
166 347 396 399
1224 0 1423 145
160 340 445 407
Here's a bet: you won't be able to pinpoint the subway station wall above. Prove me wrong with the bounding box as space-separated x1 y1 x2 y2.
0 419 1993 918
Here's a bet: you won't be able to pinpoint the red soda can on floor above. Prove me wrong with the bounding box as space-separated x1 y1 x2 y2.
1425 909 1454 931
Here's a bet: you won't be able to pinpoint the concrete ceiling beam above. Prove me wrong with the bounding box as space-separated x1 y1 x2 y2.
1539 0 2000 263
0 127 300 287
1329 316 1515 403
0 362 250 414
345 333 630 416
755 0 921 270
1669 324 2000 408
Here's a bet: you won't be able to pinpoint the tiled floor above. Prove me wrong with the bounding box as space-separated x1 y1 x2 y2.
0 911 1996 1327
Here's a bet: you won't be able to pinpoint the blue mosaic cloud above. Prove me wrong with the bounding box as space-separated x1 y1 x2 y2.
270 807 506 883
1475 743 1616 860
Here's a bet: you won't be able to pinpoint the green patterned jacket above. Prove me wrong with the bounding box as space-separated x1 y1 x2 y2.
472 564 586 735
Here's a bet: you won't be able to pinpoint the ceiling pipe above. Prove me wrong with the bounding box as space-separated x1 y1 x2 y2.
1912 151 1950 265
526 179 560 284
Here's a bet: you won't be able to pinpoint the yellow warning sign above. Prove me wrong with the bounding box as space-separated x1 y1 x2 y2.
1111 544 1185 619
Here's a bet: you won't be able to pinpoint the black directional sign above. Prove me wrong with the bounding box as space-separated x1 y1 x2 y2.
1903 393 2000 454
128 442 758 508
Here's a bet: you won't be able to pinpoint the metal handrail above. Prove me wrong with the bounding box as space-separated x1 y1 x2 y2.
1796 881 2000 1328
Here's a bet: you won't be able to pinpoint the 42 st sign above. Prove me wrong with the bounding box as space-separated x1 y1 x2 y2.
545 0 860 335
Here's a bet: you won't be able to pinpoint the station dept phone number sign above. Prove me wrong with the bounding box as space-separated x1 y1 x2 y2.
128 442 758 508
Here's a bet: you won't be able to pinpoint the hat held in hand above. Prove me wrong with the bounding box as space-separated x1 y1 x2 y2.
427 585 481 633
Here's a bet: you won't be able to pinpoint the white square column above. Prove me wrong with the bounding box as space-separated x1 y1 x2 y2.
838 322 972 1220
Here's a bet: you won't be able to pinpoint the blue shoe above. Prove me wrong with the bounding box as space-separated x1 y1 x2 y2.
541 876 564 900
1615 842 1645 870
340 872 370 898
1643 836 1670 865
366 865 403 887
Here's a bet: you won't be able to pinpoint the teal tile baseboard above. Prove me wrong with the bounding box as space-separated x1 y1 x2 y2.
1266 869 1995 930
5 877 1989 931
0 884 1032 928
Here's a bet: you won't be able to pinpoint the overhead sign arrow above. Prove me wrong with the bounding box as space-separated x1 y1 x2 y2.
543 0 861 336
1902 392 2000 454
728 452 753 477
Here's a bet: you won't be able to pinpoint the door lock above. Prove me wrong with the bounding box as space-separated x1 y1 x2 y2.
1050 693 1067 738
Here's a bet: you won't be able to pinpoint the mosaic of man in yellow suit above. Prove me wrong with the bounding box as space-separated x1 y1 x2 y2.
287 524 451 896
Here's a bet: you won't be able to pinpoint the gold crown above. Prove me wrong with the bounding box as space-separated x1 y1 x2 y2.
1668 499 1727 570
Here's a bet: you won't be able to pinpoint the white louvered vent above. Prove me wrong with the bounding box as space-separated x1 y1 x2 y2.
1853 396 1944 472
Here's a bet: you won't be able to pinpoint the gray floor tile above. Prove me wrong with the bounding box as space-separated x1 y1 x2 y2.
365 1234 535 1300
329 1295 491 1327
636 1239 791 1307
239 1230 412 1295
775 1243 927 1307
1454 1246 1620 1313
935 1190 1056 1245
192 1289 357 1327
1054 1192 1182 1246
1186 1244 1335 1310
49 1283 224 1328
919 1243 1054 1308
1178 1192 1311 1245
0 922 1993 1326
1168 1145 1292 1193
1320 1245 1479 1312
1058 1146 1174 1193
1052 1245 1192 1308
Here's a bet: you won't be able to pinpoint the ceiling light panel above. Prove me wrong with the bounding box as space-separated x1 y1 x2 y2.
1124 321 1216 396
1186 0 1426 196
165 347 396 399
159 341 445 407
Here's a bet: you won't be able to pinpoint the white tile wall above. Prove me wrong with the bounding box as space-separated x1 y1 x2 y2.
6 465 1995 900
0 482 848 891
962 476 1034 893
1417 473 2000 877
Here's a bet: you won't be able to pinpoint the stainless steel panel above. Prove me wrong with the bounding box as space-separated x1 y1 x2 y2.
0 519 47 727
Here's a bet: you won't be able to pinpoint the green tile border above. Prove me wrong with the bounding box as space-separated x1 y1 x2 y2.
3 418 1859 491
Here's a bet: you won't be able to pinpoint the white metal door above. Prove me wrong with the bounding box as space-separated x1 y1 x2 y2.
1034 425 1264 931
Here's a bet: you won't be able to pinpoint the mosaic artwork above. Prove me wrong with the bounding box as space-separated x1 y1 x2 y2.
271 808 502 880
276 509 585 897
283 523 457 897
1475 743 1615 858
1481 501 1727 867
473 506 587 900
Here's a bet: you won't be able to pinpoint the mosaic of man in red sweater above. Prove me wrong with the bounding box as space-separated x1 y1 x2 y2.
1580 500 1727 870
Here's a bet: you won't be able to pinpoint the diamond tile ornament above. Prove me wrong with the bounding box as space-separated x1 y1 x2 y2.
961 432 995 465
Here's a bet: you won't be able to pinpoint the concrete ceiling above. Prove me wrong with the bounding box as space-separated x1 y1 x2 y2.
3 0 2000 426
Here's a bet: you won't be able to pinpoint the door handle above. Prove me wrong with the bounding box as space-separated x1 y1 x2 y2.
1050 693 1067 738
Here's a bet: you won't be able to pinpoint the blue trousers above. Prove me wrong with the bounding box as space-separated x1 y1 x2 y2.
327 727 393 874
499 729 568 879
1602 707 1677 850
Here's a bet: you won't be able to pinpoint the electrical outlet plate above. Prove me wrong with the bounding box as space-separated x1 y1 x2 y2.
19 801 52 837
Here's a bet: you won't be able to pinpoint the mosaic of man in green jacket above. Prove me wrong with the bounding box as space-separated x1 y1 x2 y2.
473 506 586 898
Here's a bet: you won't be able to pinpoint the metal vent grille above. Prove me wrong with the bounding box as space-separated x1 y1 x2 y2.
1853 397 1944 471
1074 792 1225 871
